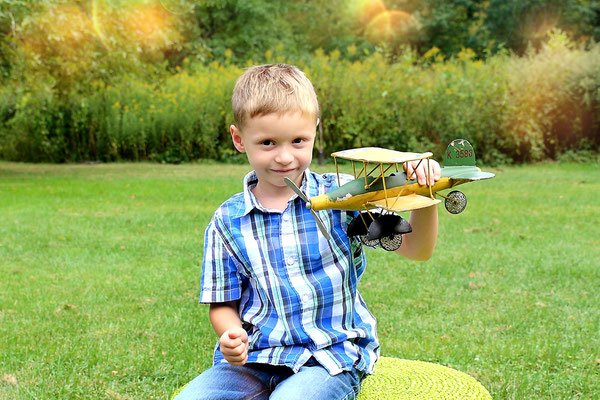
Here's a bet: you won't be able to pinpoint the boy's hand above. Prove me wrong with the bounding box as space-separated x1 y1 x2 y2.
219 328 249 366
404 159 441 186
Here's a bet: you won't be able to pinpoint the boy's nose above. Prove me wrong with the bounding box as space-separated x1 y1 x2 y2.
275 148 294 164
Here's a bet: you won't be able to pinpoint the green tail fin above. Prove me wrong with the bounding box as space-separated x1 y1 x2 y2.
444 139 476 167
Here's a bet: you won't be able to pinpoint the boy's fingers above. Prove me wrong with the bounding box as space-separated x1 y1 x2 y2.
228 328 248 342
220 330 241 349
402 160 441 185
227 353 248 366
415 167 426 185
225 353 243 363
432 163 441 184
223 342 246 357
232 342 248 355
409 164 417 180
224 338 241 349
223 341 248 366
428 165 436 185
433 161 441 178
228 328 248 343
221 328 249 355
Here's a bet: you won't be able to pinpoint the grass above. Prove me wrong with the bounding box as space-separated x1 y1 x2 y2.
0 161 598 399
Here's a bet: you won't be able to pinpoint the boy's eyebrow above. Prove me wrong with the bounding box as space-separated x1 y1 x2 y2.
248 134 278 144
250 128 315 138
248 132 275 140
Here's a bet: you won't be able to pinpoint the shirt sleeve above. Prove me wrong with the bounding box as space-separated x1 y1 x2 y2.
199 216 242 304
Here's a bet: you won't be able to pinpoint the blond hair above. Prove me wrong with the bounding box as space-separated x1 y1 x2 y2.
232 64 319 130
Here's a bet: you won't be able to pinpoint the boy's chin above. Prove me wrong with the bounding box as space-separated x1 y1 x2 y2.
285 172 304 186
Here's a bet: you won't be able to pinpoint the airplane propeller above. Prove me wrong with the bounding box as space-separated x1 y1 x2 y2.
284 177 331 240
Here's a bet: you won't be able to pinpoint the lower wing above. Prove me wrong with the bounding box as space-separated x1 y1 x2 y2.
367 194 441 213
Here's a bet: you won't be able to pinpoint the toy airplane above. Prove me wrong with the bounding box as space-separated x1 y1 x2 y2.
285 139 495 251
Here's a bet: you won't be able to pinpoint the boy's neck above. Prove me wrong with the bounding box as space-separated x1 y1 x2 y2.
251 174 303 212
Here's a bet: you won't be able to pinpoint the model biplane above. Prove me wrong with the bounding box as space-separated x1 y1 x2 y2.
285 139 495 251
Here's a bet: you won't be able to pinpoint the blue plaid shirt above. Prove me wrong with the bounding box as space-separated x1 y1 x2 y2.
200 169 379 375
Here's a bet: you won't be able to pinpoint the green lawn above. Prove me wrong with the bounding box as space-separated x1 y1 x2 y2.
0 161 598 399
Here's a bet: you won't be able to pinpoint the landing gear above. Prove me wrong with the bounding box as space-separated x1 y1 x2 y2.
348 212 412 251
349 213 380 247
359 234 379 247
380 234 403 251
444 190 467 214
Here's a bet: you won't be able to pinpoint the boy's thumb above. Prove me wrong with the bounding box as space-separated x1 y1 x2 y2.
228 328 248 342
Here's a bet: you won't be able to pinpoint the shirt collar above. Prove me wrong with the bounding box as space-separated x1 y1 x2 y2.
237 168 313 218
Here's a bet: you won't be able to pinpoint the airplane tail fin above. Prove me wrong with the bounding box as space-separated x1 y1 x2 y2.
444 139 476 167
443 139 495 181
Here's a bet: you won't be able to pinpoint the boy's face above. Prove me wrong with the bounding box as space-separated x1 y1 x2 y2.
230 112 316 194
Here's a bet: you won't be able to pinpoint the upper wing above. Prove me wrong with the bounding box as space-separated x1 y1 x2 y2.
367 194 441 212
331 147 433 164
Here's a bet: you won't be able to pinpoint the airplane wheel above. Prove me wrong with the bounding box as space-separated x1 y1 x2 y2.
360 234 379 248
380 234 402 251
445 190 467 214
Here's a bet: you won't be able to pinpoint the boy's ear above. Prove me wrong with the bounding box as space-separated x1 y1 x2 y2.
230 125 245 153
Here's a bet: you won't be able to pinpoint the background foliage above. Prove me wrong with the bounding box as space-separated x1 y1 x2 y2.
0 0 599 164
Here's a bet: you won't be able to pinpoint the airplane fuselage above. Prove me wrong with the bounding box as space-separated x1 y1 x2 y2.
310 168 475 212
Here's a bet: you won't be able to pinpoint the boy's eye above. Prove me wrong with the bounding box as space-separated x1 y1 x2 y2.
292 138 304 144
261 140 273 146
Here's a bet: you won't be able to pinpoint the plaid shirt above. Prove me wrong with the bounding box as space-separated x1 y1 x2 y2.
200 169 379 375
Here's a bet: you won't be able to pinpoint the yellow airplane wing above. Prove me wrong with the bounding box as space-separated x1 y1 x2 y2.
367 194 441 212
331 147 433 164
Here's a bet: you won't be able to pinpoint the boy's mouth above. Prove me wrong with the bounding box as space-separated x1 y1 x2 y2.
272 168 295 174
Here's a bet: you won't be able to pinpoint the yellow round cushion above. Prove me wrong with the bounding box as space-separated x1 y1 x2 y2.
171 357 493 399
357 357 492 400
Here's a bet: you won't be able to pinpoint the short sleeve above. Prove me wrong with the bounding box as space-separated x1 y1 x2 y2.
199 217 242 304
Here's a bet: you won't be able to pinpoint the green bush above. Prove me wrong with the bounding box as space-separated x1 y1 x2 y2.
0 63 241 162
0 34 598 164
0 79 64 162
501 31 600 162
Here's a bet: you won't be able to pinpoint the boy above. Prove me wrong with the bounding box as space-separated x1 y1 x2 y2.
176 64 440 400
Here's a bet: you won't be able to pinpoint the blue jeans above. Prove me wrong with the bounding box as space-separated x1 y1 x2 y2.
174 360 364 400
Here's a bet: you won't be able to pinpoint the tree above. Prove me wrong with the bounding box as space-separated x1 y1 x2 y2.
192 0 298 62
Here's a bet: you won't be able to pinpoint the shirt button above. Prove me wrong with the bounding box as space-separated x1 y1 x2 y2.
302 294 310 302
282 214 290 222
286 257 296 265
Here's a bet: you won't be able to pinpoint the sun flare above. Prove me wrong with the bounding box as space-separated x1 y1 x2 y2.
92 0 181 51
351 0 420 45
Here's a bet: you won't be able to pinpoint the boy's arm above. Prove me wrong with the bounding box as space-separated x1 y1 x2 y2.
394 159 440 261
394 205 438 261
209 301 242 336
209 301 249 366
